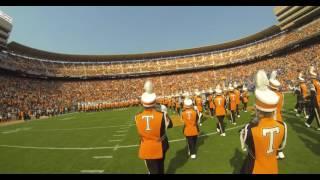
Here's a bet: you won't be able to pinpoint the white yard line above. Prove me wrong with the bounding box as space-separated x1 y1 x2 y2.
113 144 120 151
112 134 125 137
108 139 122 142
22 124 134 132
1 127 32 134
59 117 74 121
92 156 113 159
115 130 128 133
0 124 244 150
80 170 104 173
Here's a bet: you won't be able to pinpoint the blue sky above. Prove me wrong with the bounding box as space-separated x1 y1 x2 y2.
0 6 277 55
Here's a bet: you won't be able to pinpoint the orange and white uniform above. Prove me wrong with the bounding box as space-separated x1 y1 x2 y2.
214 95 226 116
274 91 284 122
135 109 172 160
208 95 215 109
182 108 199 137
312 79 320 105
240 118 287 174
195 96 203 112
300 83 308 100
242 91 249 103
228 92 237 111
234 89 241 105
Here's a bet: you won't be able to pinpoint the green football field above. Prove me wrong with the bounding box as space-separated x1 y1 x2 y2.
0 93 319 174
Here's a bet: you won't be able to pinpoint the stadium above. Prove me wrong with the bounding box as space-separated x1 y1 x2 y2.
0 6 320 174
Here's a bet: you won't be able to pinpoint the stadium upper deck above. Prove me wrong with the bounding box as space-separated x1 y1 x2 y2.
0 10 13 50
0 6 320 79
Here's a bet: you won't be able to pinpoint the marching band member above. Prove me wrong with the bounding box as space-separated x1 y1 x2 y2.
241 85 249 112
135 80 173 174
214 85 227 136
240 70 287 174
296 72 309 118
182 94 199 159
305 66 320 131
228 84 237 125
208 88 215 116
234 82 241 117
195 89 203 126
268 70 286 159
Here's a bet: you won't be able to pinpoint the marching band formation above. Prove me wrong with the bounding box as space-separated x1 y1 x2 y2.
134 65 320 174
290 66 320 131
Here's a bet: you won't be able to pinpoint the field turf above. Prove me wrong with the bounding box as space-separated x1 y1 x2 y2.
0 93 319 174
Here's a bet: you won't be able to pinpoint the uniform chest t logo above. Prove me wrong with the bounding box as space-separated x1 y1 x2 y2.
142 115 154 131
186 111 192 120
262 127 280 154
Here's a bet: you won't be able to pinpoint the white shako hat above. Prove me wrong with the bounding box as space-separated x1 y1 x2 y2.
208 87 214 94
184 97 193 108
223 86 228 92
184 92 192 100
180 91 183 96
228 83 234 91
268 70 281 90
195 89 201 96
233 81 238 88
255 70 279 112
141 80 157 108
242 84 248 91
298 72 305 82
215 84 222 95
309 66 317 78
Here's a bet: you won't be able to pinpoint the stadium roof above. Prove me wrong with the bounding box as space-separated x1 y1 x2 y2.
7 25 281 62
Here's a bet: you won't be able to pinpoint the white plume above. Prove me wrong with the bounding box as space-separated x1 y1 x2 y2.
309 66 317 75
255 70 269 90
269 70 277 81
310 66 315 73
233 81 237 88
144 80 153 93
242 84 247 90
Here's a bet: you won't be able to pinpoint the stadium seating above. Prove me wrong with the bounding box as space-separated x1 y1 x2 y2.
1 18 320 121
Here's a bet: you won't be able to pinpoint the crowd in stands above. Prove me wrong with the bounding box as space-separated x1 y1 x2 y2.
1 18 320 78
1 41 320 121
1 18 320 121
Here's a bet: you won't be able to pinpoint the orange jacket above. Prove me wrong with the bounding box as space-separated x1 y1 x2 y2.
182 108 199 136
312 79 320 105
214 95 226 116
195 97 203 112
135 109 164 160
234 89 241 105
243 118 286 174
208 95 215 109
228 92 237 111
242 91 249 103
